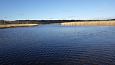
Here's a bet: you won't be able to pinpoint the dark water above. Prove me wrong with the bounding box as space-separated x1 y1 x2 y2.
0 24 115 65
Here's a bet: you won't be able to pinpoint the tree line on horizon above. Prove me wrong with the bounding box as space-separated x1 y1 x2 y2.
0 19 115 24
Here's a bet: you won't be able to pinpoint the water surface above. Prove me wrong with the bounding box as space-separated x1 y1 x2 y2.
0 24 115 65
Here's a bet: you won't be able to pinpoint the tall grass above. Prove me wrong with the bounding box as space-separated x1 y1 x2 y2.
0 24 38 28
61 21 115 26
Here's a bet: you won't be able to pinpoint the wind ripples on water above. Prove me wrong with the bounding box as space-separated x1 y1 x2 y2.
0 24 115 65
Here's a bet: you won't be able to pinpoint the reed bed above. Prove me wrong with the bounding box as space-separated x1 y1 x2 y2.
61 21 115 26
0 24 38 28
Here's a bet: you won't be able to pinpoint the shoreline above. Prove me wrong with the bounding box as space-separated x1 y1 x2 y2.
0 24 38 28
61 21 115 26
1 21 115 28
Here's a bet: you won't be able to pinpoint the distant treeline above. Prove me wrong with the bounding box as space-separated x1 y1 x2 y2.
0 19 115 24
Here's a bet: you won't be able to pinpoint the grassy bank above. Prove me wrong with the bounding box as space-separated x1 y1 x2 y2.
0 24 38 28
61 21 115 26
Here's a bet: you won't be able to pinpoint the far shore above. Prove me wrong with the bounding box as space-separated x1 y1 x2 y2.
61 21 115 26
0 24 38 28
1 21 115 28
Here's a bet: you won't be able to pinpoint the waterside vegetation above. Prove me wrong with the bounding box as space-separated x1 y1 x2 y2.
0 19 115 28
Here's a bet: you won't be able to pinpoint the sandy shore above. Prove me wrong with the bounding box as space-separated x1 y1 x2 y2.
0 24 38 28
61 21 115 26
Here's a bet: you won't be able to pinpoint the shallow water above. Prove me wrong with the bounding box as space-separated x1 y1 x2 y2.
0 24 115 65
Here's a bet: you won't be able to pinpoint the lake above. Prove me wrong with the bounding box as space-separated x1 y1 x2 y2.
0 24 115 65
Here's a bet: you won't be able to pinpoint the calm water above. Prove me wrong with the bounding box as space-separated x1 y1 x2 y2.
0 24 115 65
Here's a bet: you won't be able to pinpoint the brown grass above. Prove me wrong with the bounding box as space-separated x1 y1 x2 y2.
61 21 115 26
0 24 38 28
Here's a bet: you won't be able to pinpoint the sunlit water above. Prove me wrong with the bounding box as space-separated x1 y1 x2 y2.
0 24 115 65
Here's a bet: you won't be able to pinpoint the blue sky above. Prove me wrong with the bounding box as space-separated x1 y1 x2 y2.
0 0 115 20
